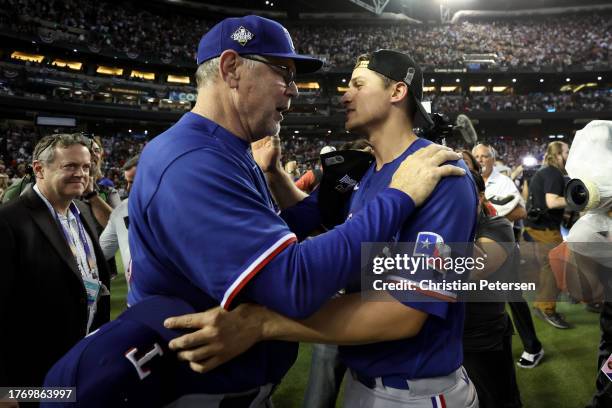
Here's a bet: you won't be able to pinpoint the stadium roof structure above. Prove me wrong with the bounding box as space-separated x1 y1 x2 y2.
149 0 612 20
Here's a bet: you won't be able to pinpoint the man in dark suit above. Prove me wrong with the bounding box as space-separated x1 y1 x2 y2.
0 133 111 390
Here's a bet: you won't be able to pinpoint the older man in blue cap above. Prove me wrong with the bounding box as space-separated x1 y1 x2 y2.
126 14 465 406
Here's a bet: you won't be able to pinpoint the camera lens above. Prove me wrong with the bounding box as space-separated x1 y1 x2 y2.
565 178 589 210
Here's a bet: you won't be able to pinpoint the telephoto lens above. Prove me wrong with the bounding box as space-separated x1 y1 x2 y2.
565 178 601 211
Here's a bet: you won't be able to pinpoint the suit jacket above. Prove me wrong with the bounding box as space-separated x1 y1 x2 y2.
0 187 111 387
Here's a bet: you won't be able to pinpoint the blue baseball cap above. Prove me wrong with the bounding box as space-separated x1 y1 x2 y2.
42 296 198 407
196 15 323 74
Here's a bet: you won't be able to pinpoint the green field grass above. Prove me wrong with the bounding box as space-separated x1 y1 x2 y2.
110 273 601 408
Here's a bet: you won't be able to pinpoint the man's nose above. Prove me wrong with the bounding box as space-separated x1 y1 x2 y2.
285 81 299 98
341 92 351 105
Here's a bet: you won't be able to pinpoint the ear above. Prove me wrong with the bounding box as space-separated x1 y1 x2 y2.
219 50 241 89
32 160 45 179
389 81 409 105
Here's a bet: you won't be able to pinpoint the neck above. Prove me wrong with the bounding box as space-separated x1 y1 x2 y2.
367 117 417 170
37 182 71 216
192 85 250 142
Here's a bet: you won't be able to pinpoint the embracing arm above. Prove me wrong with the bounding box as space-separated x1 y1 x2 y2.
261 292 427 345
165 293 427 373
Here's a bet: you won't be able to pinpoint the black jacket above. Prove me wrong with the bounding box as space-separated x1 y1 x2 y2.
0 187 111 387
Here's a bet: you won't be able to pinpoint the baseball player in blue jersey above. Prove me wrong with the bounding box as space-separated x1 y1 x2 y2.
165 50 480 407
123 15 466 406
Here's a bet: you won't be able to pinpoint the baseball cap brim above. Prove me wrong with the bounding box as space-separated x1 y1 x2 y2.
260 52 323 74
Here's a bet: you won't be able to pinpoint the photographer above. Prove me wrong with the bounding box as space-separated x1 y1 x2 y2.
525 141 570 329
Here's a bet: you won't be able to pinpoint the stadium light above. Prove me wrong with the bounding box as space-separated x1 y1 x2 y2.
342 78 346 83
522 155 537 166
73 49 77 52
441 86 458 92
266 0 269 3
455 78 460 83
129 129 132 133
294 130 299 134
566 78 571 82
145 130 148 135
539 78 544 83
327 130 332 134
430 78 435 83
512 78 517 83
598 76 602 81
487 78 492 83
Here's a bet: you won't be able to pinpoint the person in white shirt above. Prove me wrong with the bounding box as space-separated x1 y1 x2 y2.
100 155 138 285
472 144 545 369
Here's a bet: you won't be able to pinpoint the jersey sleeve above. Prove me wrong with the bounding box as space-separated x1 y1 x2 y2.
279 189 322 241
145 148 417 319
244 187 417 318
388 162 478 319
145 148 297 308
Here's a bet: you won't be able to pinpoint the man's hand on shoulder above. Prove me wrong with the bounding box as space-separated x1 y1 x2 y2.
390 144 465 206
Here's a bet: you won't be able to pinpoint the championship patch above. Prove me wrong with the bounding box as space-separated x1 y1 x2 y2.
231 26 254 46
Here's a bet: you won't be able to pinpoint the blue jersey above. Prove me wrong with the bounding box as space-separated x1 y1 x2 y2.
339 138 478 379
128 112 418 392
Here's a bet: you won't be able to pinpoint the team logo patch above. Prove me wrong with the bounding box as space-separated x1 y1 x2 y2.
335 174 357 193
404 67 416 85
413 232 451 273
231 26 254 46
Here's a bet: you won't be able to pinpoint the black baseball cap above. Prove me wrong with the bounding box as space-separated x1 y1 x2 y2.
356 49 433 129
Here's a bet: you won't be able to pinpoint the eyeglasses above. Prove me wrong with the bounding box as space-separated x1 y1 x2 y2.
241 55 296 87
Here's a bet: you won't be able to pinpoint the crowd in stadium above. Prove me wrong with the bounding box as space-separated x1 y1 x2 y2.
0 124 550 200
429 89 612 113
1 0 610 68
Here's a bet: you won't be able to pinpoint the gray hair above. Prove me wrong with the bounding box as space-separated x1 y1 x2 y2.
33 133 91 164
472 143 496 160
195 55 258 89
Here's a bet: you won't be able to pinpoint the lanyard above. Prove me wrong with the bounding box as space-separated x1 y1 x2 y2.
55 206 97 278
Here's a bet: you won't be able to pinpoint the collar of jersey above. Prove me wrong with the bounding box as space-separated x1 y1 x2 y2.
372 137 429 174
185 112 250 153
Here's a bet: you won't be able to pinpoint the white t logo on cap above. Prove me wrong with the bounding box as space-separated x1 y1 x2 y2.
231 26 255 46
125 343 164 380
404 67 416 85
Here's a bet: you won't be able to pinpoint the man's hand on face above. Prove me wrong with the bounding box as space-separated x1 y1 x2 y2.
164 304 266 373
251 135 282 173
390 144 465 206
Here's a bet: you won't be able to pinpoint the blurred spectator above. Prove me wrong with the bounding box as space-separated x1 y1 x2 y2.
525 141 571 329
